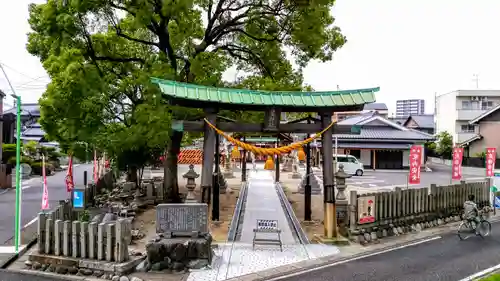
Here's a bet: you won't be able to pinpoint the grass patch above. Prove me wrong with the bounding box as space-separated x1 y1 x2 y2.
481 273 500 281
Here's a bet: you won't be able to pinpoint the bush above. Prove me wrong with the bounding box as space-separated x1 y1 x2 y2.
7 156 33 165
2 144 17 163
30 162 53 176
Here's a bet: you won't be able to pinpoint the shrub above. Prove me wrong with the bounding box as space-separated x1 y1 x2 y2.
31 162 53 176
7 156 33 165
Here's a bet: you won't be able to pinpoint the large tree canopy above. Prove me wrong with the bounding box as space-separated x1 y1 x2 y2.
27 0 347 200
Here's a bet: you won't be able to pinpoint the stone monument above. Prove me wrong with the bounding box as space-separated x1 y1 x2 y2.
145 203 213 272
290 136 301 179
222 140 235 178
335 164 351 236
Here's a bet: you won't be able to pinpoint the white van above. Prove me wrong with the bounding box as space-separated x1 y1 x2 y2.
333 154 364 176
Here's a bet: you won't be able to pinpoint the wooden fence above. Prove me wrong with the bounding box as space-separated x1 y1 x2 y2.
37 202 131 262
349 180 491 233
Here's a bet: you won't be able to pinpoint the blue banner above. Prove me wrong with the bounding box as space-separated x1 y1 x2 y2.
73 190 84 208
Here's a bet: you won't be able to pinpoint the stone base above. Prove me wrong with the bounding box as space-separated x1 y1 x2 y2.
145 234 214 272
314 235 350 246
290 172 302 179
223 170 235 179
28 253 145 276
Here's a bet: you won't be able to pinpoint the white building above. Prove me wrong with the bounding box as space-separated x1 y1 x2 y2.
395 99 425 117
435 90 500 144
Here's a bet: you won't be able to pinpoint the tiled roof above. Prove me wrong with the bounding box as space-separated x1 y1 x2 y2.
363 103 388 110
152 78 379 108
4 103 40 116
334 128 434 140
405 115 434 128
21 123 45 138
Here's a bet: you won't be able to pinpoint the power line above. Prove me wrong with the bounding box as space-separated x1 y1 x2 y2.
0 62 49 82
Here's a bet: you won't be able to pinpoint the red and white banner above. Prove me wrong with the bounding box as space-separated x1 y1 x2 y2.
41 155 50 210
408 145 423 185
452 147 464 180
65 155 74 192
486 148 497 177
93 150 98 184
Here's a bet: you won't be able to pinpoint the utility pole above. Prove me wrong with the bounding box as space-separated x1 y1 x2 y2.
473 74 479 89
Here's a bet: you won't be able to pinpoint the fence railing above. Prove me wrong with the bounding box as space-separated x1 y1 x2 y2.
37 202 131 262
349 180 491 233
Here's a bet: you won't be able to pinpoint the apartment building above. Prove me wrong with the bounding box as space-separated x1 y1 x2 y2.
395 99 425 117
435 90 500 144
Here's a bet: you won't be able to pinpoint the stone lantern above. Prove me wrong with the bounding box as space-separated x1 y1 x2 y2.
335 164 352 235
183 164 199 203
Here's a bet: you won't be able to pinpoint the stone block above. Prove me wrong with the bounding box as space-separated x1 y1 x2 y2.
89 222 97 259
80 222 88 258
106 223 115 262
45 218 54 255
54 220 62 255
37 213 47 254
98 223 105 260
72 221 81 258
63 220 72 256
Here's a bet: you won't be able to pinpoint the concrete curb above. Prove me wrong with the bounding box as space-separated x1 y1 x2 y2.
0 237 38 269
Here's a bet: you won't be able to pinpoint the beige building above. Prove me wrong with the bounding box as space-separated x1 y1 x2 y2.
465 105 500 157
435 90 500 145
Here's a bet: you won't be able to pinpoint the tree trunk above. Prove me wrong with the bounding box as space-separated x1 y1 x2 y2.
164 130 183 203
127 165 138 185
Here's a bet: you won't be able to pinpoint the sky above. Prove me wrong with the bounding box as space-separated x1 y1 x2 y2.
1 0 500 115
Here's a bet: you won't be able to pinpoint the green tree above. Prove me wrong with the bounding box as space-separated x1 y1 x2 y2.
27 0 346 202
436 131 453 159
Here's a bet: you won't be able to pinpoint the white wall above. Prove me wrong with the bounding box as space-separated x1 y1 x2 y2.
360 150 371 166
436 91 457 141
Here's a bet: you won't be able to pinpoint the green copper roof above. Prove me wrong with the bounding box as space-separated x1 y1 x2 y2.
151 78 379 108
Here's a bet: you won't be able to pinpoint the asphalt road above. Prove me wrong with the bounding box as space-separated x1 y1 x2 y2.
281 221 500 281
0 164 93 245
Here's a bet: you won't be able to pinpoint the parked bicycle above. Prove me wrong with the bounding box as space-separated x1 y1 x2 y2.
457 210 491 240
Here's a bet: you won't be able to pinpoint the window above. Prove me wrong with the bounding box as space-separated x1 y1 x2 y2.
461 124 475 133
337 156 348 163
462 101 471 110
482 101 493 110
347 157 358 163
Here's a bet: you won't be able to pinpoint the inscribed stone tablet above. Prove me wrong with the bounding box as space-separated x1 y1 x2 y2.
156 203 208 234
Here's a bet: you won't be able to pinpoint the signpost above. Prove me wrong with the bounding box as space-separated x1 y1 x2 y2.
451 147 464 182
408 145 423 186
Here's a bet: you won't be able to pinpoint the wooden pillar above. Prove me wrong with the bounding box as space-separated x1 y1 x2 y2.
241 137 247 182
275 136 280 182
305 120 312 221
212 133 220 221
201 109 217 204
372 149 377 170
321 112 336 238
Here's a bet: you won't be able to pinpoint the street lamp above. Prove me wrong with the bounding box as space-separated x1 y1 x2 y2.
0 63 22 253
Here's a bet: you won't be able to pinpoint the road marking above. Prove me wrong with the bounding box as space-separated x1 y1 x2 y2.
24 217 38 228
21 185 31 190
267 236 442 281
458 263 500 281
0 245 26 254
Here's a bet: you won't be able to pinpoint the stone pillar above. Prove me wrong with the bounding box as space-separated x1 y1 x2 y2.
201 109 217 204
80 222 88 258
45 218 53 254
97 223 105 260
63 220 72 256
106 223 115 261
349 190 358 233
72 221 81 258
88 222 97 259
183 164 199 203
115 219 127 262
212 133 220 221
53 220 62 255
321 112 336 238
37 213 47 254
335 164 351 236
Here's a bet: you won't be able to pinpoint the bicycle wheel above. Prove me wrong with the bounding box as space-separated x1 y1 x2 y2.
477 220 492 237
457 221 474 240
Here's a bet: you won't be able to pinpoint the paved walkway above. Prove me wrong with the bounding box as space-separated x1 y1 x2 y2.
239 169 296 244
186 167 341 281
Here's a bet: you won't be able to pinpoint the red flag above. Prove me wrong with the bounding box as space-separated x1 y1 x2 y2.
408 145 423 185
93 150 98 183
65 155 74 192
486 148 497 177
41 155 50 210
451 147 464 180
